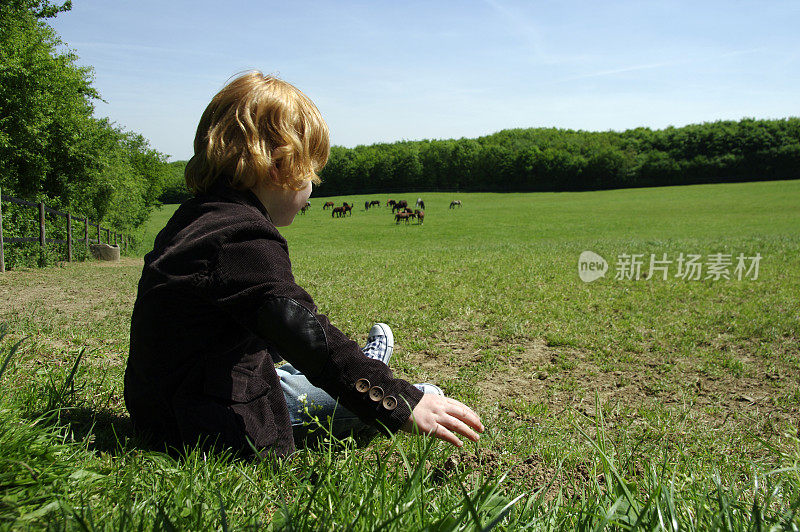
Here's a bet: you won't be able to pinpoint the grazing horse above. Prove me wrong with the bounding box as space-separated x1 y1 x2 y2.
449 200 462 209
394 212 413 224
300 201 311 214
392 200 408 213
331 206 345 218
342 202 352 216
416 198 425 209
323 201 335 210
365 200 371 211
369 200 380 208
414 209 424 224
387 199 396 209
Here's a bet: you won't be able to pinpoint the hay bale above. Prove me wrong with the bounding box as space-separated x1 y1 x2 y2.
90 243 120 261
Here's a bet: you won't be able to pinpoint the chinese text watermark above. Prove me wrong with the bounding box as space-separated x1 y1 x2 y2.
578 251 762 283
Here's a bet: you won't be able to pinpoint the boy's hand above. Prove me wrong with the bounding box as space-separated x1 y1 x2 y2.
401 394 484 447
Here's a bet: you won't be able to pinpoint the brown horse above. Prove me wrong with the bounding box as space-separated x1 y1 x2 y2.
331 206 345 218
394 212 413 224
414 209 424 224
323 201 335 210
392 200 408 213
387 199 396 209
300 201 311 214
342 202 352 216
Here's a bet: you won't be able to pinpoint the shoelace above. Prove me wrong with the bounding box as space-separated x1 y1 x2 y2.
362 336 388 361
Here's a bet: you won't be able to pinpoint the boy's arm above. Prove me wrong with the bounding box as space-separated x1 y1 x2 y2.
210 226 424 433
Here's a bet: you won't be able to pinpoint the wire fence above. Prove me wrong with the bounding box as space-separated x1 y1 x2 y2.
0 190 135 273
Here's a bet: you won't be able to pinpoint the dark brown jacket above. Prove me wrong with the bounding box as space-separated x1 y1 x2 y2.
124 183 423 457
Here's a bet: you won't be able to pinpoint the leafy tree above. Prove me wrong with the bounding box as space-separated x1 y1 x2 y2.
158 160 190 204
0 0 167 230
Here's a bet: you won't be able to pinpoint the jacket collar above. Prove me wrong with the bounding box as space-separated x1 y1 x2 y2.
207 179 273 224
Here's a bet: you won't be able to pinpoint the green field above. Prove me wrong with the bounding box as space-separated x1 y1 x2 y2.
1 179 799 529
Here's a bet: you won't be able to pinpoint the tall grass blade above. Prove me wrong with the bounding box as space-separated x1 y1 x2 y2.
481 492 525 532
217 488 229 532
46 347 85 412
0 336 25 384
456 477 484 529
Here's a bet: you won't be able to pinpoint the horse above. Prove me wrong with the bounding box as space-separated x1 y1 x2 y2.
369 200 380 208
414 209 424 224
323 201 335 210
364 200 371 211
387 199 396 209
300 201 310 214
394 212 413 224
392 200 408 213
449 200 462 209
342 202 352 216
416 198 425 210
331 206 345 218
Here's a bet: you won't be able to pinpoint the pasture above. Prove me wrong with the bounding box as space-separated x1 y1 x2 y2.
1 179 799 529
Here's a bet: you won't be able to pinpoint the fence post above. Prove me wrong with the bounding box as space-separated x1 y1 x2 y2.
39 201 46 250
0 187 5 273
84 217 89 247
67 213 73 262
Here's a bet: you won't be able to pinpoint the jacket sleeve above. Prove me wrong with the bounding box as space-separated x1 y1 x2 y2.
207 223 423 433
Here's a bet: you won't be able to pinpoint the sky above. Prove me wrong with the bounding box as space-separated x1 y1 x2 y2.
50 0 800 161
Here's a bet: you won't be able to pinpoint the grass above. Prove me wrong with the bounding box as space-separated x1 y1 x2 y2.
0 179 799 529
134 202 180 256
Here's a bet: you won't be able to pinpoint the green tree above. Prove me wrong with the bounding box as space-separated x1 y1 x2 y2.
0 0 167 229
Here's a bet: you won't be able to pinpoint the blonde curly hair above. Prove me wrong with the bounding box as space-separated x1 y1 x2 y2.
185 71 329 194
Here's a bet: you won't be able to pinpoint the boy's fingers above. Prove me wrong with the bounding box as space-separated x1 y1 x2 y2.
444 399 484 432
438 415 480 442
432 424 462 447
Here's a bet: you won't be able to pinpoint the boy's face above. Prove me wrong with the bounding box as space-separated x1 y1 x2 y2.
252 179 312 227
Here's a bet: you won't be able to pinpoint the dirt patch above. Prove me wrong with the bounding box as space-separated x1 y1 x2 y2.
402 329 800 429
0 257 143 316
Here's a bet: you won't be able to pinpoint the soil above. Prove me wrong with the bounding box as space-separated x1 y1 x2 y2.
0 257 142 314
404 328 800 431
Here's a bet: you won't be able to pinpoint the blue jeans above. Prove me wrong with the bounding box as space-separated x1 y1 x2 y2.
277 363 374 443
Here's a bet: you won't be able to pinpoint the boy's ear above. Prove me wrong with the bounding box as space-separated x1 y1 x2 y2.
269 166 282 184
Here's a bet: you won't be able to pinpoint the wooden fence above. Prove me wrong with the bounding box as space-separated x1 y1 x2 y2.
0 189 135 273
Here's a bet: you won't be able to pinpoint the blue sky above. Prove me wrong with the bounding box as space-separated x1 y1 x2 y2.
51 0 799 161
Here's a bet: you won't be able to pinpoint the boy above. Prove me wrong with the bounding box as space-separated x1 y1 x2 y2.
124 71 483 457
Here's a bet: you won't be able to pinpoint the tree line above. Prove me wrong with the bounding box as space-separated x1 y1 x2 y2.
310 118 800 196
0 0 168 236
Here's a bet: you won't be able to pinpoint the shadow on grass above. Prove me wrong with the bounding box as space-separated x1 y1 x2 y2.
43 407 139 455
33 405 382 462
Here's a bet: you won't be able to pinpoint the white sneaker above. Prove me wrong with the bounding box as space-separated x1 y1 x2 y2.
413 383 444 396
361 322 393 365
